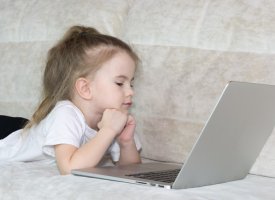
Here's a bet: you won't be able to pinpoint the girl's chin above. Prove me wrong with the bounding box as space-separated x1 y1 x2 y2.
121 109 129 114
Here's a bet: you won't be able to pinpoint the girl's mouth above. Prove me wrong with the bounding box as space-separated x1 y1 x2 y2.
123 102 132 108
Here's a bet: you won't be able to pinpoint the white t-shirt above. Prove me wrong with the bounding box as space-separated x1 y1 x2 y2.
0 100 141 164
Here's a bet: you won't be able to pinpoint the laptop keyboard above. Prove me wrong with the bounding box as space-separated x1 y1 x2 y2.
126 168 180 183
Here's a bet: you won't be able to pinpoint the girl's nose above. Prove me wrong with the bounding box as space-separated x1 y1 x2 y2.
126 85 134 97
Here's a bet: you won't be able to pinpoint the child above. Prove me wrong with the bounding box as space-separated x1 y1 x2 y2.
0 25 142 174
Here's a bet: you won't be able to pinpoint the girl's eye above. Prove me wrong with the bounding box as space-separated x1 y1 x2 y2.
116 82 123 86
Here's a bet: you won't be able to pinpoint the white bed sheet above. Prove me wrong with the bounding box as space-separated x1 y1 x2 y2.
1 161 275 200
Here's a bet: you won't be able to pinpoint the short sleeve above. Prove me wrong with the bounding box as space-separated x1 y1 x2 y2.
42 103 86 157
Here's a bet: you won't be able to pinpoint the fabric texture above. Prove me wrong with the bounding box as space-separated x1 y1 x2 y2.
1 161 275 199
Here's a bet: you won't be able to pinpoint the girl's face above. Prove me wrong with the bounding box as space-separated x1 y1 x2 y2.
90 51 136 114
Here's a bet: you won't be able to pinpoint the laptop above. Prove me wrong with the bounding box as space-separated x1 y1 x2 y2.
72 81 275 189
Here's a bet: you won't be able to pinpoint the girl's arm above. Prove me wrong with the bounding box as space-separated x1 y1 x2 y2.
117 115 141 165
55 127 116 174
55 109 128 175
117 140 141 165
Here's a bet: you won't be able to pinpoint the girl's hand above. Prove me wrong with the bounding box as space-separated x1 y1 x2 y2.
117 115 136 147
97 109 128 136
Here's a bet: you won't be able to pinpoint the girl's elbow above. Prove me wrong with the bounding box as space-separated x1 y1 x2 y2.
58 166 72 175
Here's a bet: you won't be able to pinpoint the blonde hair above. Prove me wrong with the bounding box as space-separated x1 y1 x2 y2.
25 25 139 129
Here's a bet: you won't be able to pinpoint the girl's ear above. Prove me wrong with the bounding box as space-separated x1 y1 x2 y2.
74 78 93 100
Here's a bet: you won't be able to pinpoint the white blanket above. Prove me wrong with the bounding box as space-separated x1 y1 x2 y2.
1 161 275 200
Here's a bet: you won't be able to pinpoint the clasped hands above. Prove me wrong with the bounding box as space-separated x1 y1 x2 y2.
97 109 136 147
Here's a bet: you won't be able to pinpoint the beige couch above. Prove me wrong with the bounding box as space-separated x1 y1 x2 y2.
1 0 275 199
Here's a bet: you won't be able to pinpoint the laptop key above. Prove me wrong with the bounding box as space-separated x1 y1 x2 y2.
126 168 180 183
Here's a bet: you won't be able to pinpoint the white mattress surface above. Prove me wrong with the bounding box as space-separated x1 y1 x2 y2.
1 161 275 200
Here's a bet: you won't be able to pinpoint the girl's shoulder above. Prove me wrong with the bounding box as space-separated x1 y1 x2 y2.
46 100 86 129
54 100 83 117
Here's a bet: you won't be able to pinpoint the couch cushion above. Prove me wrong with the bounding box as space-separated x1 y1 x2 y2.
123 0 275 53
0 0 132 43
0 42 47 118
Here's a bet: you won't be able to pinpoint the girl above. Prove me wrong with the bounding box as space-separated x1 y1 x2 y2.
0 25 141 174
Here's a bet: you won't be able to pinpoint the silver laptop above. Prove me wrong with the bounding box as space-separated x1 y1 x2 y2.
72 81 275 189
